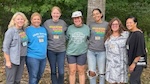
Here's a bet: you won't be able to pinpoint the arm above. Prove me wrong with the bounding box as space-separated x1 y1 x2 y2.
63 21 68 38
3 29 14 68
4 52 11 68
133 56 141 64
66 26 70 40
129 56 141 73
129 31 145 72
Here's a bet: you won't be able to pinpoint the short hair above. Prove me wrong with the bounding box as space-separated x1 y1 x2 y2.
51 6 61 14
8 12 28 28
30 12 42 21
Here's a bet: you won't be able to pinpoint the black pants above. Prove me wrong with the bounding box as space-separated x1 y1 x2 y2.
129 66 144 84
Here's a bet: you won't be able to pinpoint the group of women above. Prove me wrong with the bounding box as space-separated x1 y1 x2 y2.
2 6 147 84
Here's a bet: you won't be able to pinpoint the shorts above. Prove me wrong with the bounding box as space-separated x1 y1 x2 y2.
67 53 87 65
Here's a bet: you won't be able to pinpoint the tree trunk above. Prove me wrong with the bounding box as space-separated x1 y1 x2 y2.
87 0 106 25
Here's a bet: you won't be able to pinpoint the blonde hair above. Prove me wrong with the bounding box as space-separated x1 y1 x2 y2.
51 6 61 14
8 12 28 28
30 12 42 21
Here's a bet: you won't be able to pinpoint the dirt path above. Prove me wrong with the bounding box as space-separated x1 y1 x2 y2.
0 56 150 84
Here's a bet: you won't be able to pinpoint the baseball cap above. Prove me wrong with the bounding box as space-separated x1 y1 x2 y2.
71 11 82 18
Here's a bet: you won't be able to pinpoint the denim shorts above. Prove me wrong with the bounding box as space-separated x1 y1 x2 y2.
67 53 87 65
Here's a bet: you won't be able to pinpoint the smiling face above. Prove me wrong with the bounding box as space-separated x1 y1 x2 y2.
14 15 25 29
73 17 82 27
51 8 61 22
111 20 120 32
31 15 41 28
92 10 102 22
126 18 137 31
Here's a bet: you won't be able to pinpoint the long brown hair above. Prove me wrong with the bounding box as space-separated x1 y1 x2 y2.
104 17 128 41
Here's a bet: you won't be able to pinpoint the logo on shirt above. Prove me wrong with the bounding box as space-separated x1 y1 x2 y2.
33 33 47 43
19 31 28 46
49 26 63 35
71 32 85 44
19 32 28 42
92 27 105 37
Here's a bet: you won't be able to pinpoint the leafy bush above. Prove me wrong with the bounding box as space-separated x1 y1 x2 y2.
144 32 150 56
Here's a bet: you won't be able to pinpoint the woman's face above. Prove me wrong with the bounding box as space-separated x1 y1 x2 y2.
31 15 41 27
92 10 102 22
73 17 82 27
14 15 25 29
111 20 120 32
126 18 136 31
51 9 61 22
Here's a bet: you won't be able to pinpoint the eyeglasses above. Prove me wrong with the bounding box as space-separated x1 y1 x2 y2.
112 24 119 26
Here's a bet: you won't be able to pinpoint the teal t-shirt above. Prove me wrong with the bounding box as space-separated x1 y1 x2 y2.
66 24 90 56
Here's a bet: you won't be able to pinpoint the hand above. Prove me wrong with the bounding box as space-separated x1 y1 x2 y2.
6 61 12 68
129 63 136 73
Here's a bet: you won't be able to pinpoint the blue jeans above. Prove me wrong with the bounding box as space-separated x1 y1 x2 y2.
26 57 46 84
87 50 106 84
47 50 66 84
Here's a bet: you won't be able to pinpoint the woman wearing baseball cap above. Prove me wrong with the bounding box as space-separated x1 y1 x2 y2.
66 11 90 84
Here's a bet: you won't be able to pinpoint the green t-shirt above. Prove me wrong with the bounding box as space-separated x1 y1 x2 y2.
66 24 90 56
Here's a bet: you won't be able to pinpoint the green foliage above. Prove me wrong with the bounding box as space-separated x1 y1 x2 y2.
0 0 150 34
106 0 150 34
144 32 150 55
0 0 87 25
106 1 129 22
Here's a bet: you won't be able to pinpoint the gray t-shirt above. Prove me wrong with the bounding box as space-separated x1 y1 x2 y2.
18 29 28 56
88 21 108 51
44 19 67 52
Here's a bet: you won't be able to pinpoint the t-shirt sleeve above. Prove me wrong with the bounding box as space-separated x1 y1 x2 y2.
87 26 90 37
25 27 32 41
66 26 70 40
43 20 49 30
135 32 146 57
63 20 68 36
64 21 68 31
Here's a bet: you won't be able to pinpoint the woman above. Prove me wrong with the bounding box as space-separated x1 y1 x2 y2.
126 16 147 84
104 17 129 84
66 11 90 84
43 6 67 84
87 8 108 84
26 12 47 84
2 12 28 84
